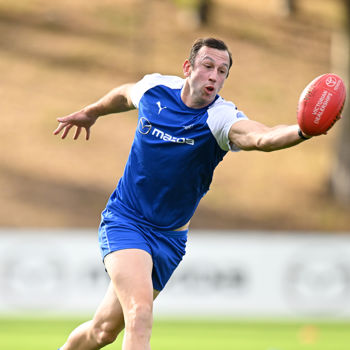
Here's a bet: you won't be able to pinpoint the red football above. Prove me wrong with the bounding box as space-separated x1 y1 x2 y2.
297 73 346 136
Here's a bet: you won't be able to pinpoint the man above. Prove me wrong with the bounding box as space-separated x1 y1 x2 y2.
54 37 314 350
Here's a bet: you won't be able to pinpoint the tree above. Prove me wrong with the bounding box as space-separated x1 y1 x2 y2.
329 0 350 204
198 0 212 26
279 0 298 17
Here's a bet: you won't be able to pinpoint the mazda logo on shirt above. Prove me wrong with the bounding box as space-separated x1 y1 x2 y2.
137 116 194 145
138 117 152 135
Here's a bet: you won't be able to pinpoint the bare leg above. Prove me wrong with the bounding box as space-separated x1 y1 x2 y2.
104 249 158 350
60 282 124 350
59 248 158 350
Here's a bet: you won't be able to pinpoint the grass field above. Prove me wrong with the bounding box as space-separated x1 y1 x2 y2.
1 317 350 350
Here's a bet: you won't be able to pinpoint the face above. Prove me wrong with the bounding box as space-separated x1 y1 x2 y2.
182 46 230 109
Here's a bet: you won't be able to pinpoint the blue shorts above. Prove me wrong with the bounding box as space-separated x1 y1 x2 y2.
98 209 188 291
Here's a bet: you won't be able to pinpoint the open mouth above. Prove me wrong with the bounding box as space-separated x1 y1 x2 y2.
205 86 215 94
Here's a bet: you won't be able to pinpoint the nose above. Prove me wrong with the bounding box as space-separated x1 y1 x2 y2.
208 69 218 82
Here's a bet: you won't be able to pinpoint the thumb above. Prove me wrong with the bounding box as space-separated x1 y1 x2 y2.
57 115 71 123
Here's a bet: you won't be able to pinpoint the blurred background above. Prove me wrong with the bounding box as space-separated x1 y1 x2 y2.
0 0 349 230
1 0 350 349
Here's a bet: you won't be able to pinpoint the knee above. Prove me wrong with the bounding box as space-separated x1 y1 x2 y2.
125 303 153 335
96 330 117 347
91 322 119 347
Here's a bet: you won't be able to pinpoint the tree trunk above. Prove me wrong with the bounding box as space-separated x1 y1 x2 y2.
280 0 298 17
329 0 350 204
197 0 211 26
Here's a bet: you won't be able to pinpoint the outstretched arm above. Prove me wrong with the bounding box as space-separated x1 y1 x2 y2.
53 83 136 140
229 119 311 152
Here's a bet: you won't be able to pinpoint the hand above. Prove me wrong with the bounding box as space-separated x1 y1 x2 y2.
53 109 98 140
299 129 312 139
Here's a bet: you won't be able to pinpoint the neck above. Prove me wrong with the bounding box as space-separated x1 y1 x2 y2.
181 80 208 109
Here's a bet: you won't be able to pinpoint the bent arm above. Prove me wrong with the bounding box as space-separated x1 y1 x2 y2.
54 83 136 140
229 119 310 152
83 83 136 118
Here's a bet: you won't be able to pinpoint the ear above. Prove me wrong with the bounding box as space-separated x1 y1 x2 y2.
183 59 192 78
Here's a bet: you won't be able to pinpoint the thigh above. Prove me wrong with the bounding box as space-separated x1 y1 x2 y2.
104 249 155 311
91 274 159 336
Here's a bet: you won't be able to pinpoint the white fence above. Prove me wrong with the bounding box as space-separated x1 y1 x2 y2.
1 229 350 319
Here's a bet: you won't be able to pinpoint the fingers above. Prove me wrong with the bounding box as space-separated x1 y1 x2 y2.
54 111 93 140
86 127 90 140
74 126 91 141
53 114 77 138
74 126 82 140
53 122 66 136
54 122 91 140
61 124 74 139
53 120 74 139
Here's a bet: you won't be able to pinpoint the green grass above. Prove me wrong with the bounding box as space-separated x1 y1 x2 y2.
1 317 349 350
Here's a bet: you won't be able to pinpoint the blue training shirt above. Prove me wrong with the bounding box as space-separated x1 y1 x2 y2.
105 73 248 231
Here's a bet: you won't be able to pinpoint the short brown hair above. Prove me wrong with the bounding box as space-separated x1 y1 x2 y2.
189 37 233 74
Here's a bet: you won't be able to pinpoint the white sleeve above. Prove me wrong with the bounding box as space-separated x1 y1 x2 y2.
130 73 161 108
207 99 248 152
130 73 184 108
